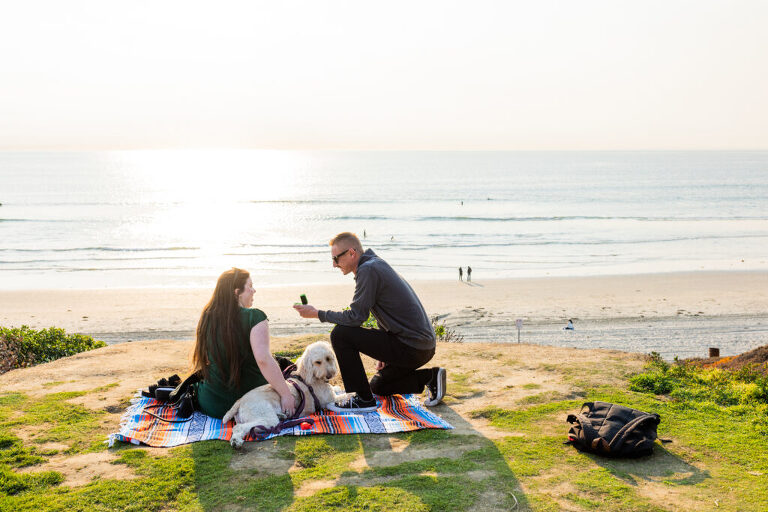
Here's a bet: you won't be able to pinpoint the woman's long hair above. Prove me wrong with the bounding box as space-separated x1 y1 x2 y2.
193 268 250 388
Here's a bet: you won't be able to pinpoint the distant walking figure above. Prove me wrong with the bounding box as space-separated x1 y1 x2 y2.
467 266 472 282
564 319 574 331
458 267 463 281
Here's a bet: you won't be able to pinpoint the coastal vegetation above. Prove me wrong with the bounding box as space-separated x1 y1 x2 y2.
342 312 465 343
1 338 767 510
630 352 768 406
0 326 105 375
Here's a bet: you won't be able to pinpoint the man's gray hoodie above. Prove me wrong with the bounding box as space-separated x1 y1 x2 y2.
318 249 436 350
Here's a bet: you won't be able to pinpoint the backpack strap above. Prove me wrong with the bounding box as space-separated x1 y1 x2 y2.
566 403 612 453
608 413 660 452
567 403 598 442
575 413 601 445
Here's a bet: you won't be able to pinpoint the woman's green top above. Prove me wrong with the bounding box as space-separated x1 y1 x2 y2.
194 307 268 419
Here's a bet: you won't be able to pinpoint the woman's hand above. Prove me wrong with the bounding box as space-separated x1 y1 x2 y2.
280 391 296 417
250 320 298 417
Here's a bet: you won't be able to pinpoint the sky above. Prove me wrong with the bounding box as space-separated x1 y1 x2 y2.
1 1 767 151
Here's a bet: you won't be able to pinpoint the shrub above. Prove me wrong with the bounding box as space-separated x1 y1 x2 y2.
0 325 106 373
629 372 675 395
335 309 379 331
337 311 464 342
629 351 768 407
430 316 464 343
361 312 378 330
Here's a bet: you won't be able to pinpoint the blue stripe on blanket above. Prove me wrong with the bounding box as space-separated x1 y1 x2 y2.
108 393 453 447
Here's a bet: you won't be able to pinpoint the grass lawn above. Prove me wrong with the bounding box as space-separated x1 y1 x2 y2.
1 339 767 511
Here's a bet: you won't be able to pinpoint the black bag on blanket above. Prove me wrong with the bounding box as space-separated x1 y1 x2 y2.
142 372 201 421
565 401 661 458
141 373 181 400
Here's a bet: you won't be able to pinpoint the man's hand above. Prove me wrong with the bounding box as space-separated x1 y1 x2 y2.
375 361 387 371
293 304 319 319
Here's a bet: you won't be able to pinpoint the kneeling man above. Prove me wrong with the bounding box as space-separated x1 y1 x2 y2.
294 232 446 412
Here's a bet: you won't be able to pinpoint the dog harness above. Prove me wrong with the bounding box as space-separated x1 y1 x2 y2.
247 363 322 438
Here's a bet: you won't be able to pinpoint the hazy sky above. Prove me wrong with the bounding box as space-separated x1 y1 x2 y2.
1 1 767 150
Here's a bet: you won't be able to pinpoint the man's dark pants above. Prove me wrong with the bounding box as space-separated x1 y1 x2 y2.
330 325 435 401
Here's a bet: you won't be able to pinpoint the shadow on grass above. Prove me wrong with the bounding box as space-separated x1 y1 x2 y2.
187 403 528 511
351 406 528 511
584 442 711 487
189 436 296 511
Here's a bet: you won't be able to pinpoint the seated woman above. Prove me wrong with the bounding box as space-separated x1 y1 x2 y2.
192 268 296 419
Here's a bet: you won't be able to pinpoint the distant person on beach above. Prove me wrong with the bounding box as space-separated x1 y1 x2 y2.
459 267 463 281
294 232 445 411
564 319 574 330
467 266 472 282
191 268 295 419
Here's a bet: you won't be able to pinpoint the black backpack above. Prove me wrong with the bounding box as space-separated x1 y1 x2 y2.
566 401 661 457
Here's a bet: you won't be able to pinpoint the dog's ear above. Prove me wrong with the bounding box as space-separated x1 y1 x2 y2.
321 342 339 371
297 344 315 381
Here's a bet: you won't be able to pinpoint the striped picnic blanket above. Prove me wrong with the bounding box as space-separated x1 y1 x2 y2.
108 393 453 447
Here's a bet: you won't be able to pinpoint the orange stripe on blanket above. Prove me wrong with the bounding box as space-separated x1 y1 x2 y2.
109 394 453 448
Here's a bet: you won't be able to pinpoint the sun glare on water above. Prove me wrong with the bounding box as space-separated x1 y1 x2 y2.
113 149 310 256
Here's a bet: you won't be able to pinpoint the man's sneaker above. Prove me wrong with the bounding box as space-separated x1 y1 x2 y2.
424 367 446 407
328 395 378 413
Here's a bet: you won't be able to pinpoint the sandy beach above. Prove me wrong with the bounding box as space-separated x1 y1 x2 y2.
2 271 767 360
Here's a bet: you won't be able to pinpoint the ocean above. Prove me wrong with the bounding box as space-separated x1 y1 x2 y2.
1 150 767 290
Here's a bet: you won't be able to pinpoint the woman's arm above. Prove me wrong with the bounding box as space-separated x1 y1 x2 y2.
250 320 296 416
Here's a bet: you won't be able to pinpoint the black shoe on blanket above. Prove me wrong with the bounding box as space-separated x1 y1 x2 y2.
424 367 446 407
328 395 378 413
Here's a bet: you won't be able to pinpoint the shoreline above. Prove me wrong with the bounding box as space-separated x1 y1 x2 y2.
2 268 767 293
1 271 766 360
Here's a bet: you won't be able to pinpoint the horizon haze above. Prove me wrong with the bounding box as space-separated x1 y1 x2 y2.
1 1 767 151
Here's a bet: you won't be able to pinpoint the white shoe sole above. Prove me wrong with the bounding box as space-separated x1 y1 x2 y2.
327 403 378 413
424 367 446 407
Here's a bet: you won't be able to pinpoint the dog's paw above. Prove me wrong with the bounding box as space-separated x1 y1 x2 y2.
332 392 355 405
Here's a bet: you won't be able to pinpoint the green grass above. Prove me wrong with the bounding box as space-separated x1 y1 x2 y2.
0 391 105 454
629 353 768 408
2 351 768 510
288 485 430 512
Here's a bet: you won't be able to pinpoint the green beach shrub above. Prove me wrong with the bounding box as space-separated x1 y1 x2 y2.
335 310 465 342
630 351 768 407
361 312 379 330
431 316 464 343
335 309 379 330
628 372 675 395
0 325 106 372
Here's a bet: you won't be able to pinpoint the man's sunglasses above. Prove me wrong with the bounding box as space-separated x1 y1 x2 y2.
332 248 350 263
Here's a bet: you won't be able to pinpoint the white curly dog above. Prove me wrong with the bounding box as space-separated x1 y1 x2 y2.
222 341 354 448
